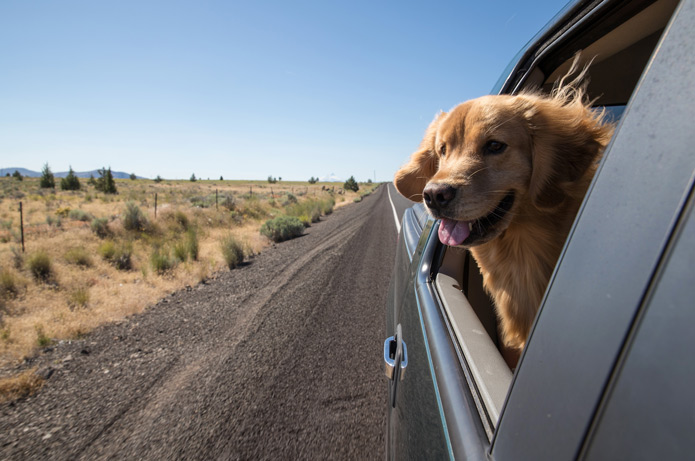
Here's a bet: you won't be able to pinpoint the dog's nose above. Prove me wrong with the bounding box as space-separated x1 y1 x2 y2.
423 184 456 210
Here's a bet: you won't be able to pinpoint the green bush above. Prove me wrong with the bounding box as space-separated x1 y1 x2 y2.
99 241 132 270
112 242 133 270
343 176 359 192
260 215 305 243
91 217 111 238
186 228 199 261
150 247 175 274
123 202 149 232
68 208 92 222
220 235 245 269
173 241 188 262
27 251 53 282
64 247 93 267
99 240 116 260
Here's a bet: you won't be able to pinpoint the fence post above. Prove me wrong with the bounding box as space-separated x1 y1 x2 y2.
19 201 25 253
155 193 158 219
216 189 219 210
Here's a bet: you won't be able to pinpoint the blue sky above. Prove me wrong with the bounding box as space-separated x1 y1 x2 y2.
0 0 570 182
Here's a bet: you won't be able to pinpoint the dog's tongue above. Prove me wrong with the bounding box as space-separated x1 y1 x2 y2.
438 218 470 246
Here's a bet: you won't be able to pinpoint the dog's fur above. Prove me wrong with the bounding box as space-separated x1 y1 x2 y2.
395 71 614 352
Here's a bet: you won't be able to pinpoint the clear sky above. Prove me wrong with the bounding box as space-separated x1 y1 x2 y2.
0 0 570 182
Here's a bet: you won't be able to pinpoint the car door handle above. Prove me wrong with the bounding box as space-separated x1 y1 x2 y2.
384 330 408 381
385 325 408 408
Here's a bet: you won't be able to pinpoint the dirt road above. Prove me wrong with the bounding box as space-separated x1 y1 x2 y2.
0 185 401 460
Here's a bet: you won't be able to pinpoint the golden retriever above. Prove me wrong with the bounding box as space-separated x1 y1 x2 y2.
394 70 614 360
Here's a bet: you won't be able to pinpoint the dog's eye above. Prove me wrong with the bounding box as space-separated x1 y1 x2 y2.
484 140 507 155
439 144 447 157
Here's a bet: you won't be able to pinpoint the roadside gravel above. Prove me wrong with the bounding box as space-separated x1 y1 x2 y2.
0 185 396 460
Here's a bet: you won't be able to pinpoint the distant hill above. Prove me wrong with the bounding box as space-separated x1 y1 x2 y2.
0 168 147 180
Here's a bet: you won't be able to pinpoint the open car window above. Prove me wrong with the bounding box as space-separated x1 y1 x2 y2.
431 0 681 436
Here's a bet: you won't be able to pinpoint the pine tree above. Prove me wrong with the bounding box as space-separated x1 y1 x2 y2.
60 166 81 191
40 163 55 189
343 176 359 192
96 167 117 194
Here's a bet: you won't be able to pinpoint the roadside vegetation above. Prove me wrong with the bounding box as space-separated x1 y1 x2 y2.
0 175 378 374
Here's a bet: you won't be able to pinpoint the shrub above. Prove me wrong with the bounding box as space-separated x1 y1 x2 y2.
150 247 175 274
64 247 93 267
35 325 51 347
260 215 305 242
220 195 236 211
186 228 199 261
27 251 53 282
0 268 20 298
91 217 111 238
99 240 116 260
283 194 298 206
241 197 268 220
123 202 149 232
172 210 189 231
220 235 245 269
46 215 62 228
173 241 188 262
112 242 133 270
68 208 92 222
68 287 89 309
343 176 359 192
60 167 81 191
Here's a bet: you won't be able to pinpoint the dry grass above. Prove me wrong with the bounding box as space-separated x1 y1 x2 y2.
0 368 44 403
0 176 377 369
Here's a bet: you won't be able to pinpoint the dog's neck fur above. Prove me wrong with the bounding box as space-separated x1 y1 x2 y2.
470 169 596 350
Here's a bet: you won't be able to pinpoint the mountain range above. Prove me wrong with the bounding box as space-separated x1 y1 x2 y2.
0 167 145 180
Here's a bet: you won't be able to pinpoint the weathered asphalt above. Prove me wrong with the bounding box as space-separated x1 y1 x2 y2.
0 184 402 460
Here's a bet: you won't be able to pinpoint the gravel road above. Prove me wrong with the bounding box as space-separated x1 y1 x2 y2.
0 184 399 460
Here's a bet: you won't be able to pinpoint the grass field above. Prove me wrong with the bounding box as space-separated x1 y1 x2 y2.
0 175 377 371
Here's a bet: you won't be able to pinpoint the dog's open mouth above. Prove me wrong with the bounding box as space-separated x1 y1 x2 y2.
438 191 515 247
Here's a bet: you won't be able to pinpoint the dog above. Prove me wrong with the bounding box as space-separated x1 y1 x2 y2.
394 68 614 362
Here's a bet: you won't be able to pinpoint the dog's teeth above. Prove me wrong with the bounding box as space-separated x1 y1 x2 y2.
468 222 473 231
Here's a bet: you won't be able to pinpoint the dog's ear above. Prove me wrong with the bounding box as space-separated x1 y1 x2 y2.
394 111 446 201
524 97 612 209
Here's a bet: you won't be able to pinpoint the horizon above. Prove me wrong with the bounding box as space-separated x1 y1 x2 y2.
1 0 570 182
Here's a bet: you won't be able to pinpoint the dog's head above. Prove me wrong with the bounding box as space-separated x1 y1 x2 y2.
394 91 612 247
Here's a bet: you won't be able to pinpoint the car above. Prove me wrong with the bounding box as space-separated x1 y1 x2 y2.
384 0 694 459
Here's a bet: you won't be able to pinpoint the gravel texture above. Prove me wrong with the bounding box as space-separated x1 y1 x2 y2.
0 185 397 460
